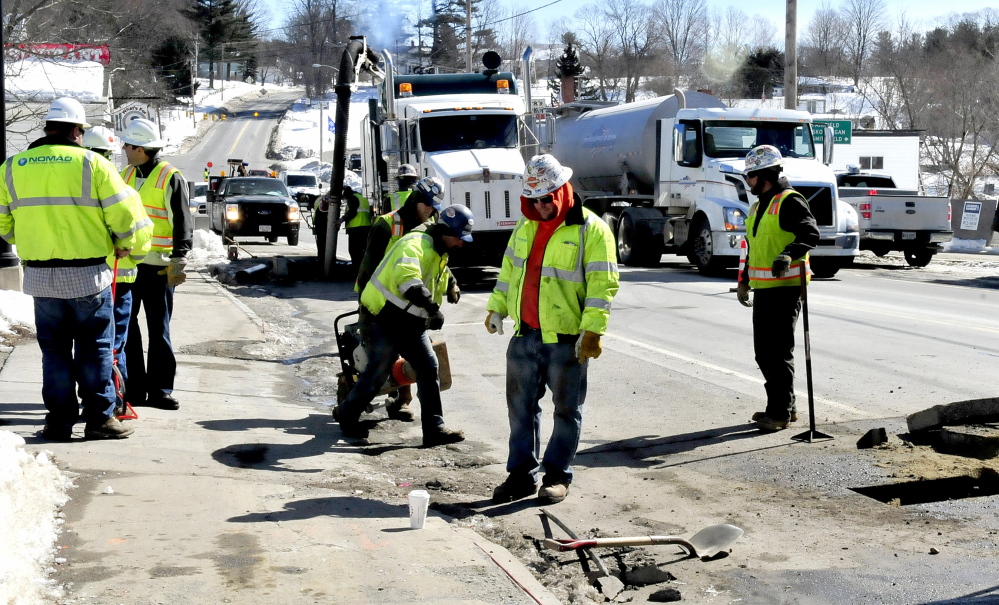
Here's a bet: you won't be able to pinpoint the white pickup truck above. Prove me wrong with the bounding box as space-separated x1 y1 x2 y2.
835 168 952 267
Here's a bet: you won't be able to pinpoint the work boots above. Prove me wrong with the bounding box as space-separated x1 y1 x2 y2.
84 418 134 440
752 411 798 423
755 415 791 432
332 406 368 440
423 427 465 447
492 474 539 504
538 481 570 504
386 398 415 422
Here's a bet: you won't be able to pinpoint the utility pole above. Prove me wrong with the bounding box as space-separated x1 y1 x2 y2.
0 0 23 279
191 38 199 128
785 0 798 111
465 0 472 72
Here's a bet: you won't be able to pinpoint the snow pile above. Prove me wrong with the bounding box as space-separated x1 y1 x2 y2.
4 59 104 102
275 97 370 160
0 431 73 605
0 290 35 337
186 229 228 270
941 238 988 253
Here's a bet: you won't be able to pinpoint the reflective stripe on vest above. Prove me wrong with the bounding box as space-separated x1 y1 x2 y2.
361 230 448 318
745 189 811 289
123 162 177 255
346 193 372 228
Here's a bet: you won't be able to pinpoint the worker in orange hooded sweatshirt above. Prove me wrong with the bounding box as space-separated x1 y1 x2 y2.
485 154 619 504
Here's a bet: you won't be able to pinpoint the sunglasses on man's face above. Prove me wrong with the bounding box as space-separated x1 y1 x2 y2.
533 195 554 204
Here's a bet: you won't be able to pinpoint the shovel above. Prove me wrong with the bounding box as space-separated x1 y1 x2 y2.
542 523 744 559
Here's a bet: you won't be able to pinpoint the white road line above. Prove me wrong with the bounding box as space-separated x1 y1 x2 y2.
604 332 875 418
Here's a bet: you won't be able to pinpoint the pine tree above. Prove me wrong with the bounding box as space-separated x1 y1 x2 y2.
550 34 596 103
152 36 197 99
183 0 257 88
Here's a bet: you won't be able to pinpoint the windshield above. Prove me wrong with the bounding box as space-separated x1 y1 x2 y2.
194 184 208 197
286 174 318 188
703 121 815 159
838 175 896 188
225 179 289 197
419 114 518 152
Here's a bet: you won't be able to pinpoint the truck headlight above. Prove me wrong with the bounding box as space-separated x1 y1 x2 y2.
724 208 746 231
225 204 240 221
288 205 301 221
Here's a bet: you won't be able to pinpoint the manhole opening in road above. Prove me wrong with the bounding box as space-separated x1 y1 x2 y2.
851 471 999 506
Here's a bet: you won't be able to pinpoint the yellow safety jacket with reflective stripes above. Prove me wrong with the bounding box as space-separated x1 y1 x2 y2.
122 162 179 265
107 185 152 283
487 207 619 344
745 189 811 289
360 229 449 319
0 144 150 261
389 190 411 213
346 192 372 229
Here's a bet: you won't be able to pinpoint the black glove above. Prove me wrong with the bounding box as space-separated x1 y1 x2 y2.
428 307 445 330
403 284 434 309
771 254 791 278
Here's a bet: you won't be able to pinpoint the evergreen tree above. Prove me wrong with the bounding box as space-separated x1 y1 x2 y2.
736 47 784 98
549 33 597 103
152 36 197 99
183 0 257 88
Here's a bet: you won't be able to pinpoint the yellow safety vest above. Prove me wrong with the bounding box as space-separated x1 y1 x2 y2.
487 207 619 343
106 185 151 283
389 190 411 212
745 189 811 289
360 230 449 319
122 162 180 265
0 145 150 261
346 192 372 229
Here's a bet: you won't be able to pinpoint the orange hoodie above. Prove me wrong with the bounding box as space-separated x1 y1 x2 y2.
519 182 573 329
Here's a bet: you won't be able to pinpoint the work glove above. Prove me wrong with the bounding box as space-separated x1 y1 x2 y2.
158 260 187 288
484 311 505 335
737 282 753 307
446 276 461 304
771 253 792 278
427 304 445 331
575 330 602 364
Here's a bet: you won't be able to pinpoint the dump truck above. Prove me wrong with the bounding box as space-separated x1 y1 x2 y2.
545 91 860 276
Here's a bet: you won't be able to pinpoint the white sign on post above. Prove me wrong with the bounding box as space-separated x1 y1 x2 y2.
960 201 982 230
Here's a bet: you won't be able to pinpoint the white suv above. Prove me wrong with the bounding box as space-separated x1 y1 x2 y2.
279 170 324 208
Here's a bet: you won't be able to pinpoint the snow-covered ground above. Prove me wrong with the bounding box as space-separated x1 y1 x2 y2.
5 59 104 102
0 289 34 339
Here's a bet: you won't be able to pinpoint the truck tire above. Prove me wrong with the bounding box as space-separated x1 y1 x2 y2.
686 217 724 275
601 212 619 249
617 211 654 267
904 248 934 268
810 258 841 278
287 232 300 246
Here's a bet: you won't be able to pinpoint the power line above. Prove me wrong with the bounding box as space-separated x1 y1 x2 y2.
483 0 563 28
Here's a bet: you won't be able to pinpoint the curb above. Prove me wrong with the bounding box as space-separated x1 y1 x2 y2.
194 268 267 335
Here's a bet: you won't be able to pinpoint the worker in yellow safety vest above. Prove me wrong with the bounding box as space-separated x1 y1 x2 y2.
332 205 475 447
736 145 820 432
335 170 371 276
84 127 151 412
384 163 419 213
485 154 619 505
0 97 151 441
119 118 193 411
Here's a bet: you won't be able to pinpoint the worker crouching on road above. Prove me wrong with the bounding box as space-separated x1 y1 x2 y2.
120 119 193 411
0 97 151 440
486 154 619 504
333 204 475 447
737 145 820 432
354 176 452 422
336 171 371 277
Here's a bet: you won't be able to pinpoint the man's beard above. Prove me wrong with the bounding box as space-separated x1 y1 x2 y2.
750 178 768 196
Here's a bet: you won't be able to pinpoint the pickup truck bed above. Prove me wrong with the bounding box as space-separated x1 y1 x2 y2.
840 188 952 267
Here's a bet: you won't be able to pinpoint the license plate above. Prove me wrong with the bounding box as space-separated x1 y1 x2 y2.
259 225 272 233
902 231 916 240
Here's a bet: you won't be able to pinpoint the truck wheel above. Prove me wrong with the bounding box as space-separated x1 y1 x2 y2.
686 218 723 275
287 232 300 246
810 258 841 278
904 249 934 268
617 211 652 267
602 212 619 246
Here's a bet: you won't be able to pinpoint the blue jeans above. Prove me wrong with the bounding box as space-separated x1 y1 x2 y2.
126 264 175 401
33 289 116 429
505 327 587 485
112 282 132 385
339 309 445 434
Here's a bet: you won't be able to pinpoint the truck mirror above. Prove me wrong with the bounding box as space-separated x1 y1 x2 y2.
207 190 216 204
380 122 400 154
823 124 835 165
673 124 686 162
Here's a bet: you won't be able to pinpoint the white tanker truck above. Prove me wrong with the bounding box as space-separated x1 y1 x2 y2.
546 90 859 276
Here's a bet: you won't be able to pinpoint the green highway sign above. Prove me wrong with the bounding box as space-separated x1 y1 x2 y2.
812 119 853 144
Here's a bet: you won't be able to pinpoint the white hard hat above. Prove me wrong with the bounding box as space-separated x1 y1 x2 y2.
745 145 783 174
342 171 362 190
119 118 165 148
82 126 116 151
45 97 91 129
522 154 572 198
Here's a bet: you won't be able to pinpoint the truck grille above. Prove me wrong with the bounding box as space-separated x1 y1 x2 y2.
795 186 834 227
504 191 511 217
484 191 492 219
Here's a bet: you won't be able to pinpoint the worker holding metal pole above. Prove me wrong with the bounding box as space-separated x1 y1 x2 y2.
737 145 819 432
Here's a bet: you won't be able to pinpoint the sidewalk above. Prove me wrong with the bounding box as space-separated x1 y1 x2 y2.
0 273 558 604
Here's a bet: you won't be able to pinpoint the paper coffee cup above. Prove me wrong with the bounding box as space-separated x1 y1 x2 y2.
408 489 430 529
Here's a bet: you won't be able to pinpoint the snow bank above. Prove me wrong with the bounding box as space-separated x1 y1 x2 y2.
0 431 73 605
275 96 370 162
0 290 35 336
941 238 989 253
186 229 229 270
4 59 104 102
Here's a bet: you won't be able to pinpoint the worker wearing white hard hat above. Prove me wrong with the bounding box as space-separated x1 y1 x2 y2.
486 154 619 505
737 144 820 432
0 97 151 440
82 126 117 160
119 118 193 412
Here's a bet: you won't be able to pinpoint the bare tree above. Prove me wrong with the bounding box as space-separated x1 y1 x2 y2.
652 0 707 86
842 0 887 85
860 12 934 129
575 3 620 101
702 6 753 99
283 0 356 97
801 2 848 76
604 0 659 102
500 3 536 77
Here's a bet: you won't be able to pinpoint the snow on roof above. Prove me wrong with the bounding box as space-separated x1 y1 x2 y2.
4 59 105 102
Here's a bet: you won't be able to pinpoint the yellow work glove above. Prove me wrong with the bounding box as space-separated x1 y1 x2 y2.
484 311 505 335
737 282 753 307
159 260 187 288
575 330 602 364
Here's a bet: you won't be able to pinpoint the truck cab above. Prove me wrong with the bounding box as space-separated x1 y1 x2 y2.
279 170 324 209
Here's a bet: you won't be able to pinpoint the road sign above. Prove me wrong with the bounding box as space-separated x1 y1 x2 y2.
960 201 982 230
328 116 335 134
207 162 213 168
812 120 853 145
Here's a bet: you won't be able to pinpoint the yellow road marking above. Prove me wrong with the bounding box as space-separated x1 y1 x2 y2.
227 121 251 156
